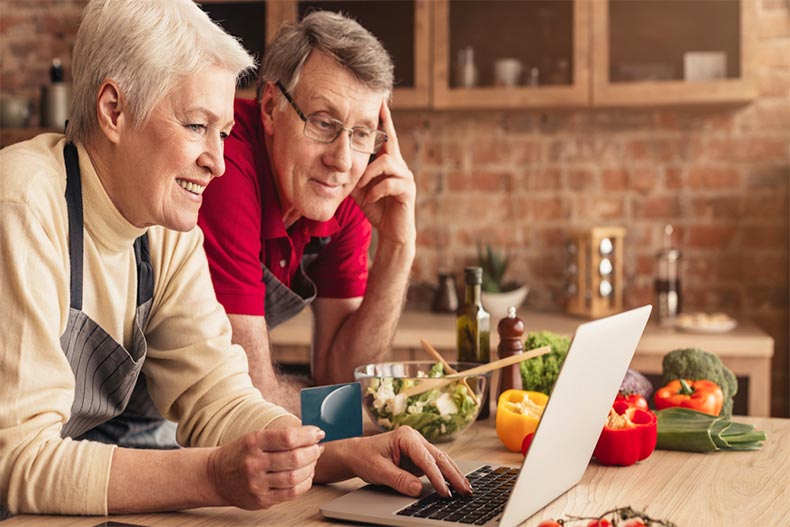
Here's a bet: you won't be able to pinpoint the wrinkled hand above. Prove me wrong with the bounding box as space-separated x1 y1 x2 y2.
351 99 416 246
207 426 325 510
337 427 472 498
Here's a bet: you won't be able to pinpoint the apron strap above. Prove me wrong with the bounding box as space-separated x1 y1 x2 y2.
63 142 84 310
63 142 153 310
134 235 154 307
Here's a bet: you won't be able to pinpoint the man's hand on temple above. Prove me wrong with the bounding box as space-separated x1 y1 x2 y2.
352 99 416 247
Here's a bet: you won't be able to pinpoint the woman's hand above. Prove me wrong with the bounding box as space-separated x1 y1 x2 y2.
207 426 325 510
316 426 472 498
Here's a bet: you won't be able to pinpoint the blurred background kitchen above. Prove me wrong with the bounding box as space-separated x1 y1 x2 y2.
1 0 788 417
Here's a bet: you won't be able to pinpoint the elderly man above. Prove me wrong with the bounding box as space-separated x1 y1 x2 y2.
0 0 467 517
197 11 416 413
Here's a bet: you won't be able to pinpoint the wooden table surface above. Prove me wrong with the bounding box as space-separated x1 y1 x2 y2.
7 416 788 527
270 308 775 416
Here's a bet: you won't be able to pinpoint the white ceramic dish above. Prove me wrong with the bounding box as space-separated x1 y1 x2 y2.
674 312 737 333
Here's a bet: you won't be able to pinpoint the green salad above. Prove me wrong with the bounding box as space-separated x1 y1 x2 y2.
363 363 480 442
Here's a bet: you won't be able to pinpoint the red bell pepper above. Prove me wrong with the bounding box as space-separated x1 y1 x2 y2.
593 400 657 466
615 391 648 411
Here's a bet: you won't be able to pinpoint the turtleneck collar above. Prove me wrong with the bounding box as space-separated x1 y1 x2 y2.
75 141 147 254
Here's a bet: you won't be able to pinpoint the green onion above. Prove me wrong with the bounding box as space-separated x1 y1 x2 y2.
656 407 766 453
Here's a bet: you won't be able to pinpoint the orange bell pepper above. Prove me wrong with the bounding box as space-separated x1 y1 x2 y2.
654 379 723 416
496 389 548 452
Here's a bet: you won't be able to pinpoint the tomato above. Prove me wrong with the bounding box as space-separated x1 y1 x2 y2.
586 520 612 527
616 391 648 410
521 432 535 457
537 521 562 527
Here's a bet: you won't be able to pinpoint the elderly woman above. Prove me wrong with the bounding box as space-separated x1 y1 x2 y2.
0 0 469 517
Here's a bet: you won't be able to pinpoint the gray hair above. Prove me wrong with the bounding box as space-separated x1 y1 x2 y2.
257 10 394 102
67 0 254 144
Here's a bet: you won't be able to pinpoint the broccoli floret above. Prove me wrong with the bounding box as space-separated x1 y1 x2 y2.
520 331 571 395
661 348 738 418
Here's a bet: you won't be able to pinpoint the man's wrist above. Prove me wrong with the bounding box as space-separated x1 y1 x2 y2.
374 235 416 266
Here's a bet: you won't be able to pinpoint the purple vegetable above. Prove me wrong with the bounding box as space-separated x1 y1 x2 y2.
619 368 653 398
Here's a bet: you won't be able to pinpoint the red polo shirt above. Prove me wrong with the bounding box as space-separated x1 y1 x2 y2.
198 98 371 316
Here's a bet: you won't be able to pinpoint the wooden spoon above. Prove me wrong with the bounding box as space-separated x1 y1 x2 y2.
401 345 551 399
419 339 478 404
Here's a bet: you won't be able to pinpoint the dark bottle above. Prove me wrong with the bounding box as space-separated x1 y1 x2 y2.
497 306 525 398
457 266 491 419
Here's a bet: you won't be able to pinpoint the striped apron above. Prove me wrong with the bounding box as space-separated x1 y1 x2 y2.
59 142 174 446
0 144 162 520
262 235 330 329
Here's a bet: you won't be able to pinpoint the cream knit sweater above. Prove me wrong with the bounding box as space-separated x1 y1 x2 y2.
0 135 292 514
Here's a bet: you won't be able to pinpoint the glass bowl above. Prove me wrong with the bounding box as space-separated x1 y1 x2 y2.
354 361 490 442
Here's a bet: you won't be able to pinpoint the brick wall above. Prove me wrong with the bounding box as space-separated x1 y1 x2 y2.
0 1 81 121
1 0 788 416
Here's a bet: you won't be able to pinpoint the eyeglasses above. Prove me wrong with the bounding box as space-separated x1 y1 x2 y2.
276 81 387 155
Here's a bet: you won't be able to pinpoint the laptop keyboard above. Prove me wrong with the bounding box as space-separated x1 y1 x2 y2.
396 465 518 525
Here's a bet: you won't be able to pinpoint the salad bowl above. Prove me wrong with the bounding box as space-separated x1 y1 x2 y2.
354 361 490 442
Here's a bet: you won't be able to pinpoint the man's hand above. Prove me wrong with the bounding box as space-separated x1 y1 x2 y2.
351 99 416 247
207 426 325 510
317 427 472 498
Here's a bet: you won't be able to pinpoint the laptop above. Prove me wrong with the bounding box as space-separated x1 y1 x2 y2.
320 305 652 527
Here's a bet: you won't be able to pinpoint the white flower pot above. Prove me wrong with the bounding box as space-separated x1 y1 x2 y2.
481 285 529 323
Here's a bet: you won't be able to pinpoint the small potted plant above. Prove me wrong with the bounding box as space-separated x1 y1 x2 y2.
477 244 529 322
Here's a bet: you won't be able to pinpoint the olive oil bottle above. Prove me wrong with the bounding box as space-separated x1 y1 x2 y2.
457 266 491 419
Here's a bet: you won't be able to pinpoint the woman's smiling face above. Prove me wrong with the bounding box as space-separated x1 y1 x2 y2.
110 64 237 231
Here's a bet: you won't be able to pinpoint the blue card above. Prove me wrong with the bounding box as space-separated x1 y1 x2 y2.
300 382 363 443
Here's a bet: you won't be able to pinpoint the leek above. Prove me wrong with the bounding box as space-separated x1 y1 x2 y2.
656 407 766 453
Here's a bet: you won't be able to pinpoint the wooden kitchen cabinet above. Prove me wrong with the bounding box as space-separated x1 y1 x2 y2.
432 0 590 109
197 0 756 111
591 0 757 107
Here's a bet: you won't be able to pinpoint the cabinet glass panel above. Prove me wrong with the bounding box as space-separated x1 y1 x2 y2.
448 0 574 88
609 0 741 84
199 1 268 89
298 1 416 88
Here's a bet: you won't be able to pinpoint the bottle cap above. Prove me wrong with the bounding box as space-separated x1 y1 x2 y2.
464 266 482 285
497 307 524 340
50 58 64 83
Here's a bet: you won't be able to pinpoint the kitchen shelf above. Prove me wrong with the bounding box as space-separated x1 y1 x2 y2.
432 0 590 109
591 0 757 107
194 0 758 110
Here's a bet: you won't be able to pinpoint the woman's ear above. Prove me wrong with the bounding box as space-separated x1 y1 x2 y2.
259 81 277 136
95 80 125 144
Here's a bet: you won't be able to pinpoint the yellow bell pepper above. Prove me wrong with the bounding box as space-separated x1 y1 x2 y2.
496 389 549 452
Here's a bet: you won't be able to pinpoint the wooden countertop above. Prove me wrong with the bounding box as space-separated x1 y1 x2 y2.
8 415 788 526
270 308 775 416
271 308 774 359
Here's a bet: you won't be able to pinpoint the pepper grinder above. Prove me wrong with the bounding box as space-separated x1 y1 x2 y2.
497 306 525 398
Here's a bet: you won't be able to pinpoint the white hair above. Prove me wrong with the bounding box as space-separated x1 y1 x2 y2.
67 0 254 143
